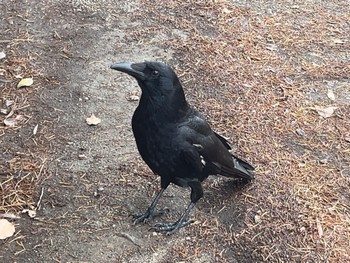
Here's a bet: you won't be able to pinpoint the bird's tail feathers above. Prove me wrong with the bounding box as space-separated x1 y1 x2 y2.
232 155 255 172
221 155 255 181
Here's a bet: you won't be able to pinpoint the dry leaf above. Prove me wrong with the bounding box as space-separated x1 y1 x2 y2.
0 219 15 239
3 115 26 127
313 106 338 118
17 77 34 88
327 89 335 101
86 114 101 126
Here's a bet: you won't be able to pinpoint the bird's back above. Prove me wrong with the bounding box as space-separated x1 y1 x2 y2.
132 103 254 185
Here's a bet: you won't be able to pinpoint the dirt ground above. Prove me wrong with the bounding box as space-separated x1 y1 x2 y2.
1 0 349 262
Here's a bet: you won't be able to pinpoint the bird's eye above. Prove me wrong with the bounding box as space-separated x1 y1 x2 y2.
152 70 159 76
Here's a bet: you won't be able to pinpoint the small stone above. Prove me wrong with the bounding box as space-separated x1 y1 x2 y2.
0 109 8 115
5 100 14 107
319 159 328 164
254 215 261 224
296 128 306 136
284 77 293 85
128 95 139 101
0 51 6 60
78 154 87 159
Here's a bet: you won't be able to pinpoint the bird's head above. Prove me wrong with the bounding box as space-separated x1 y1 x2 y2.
111 61 187 108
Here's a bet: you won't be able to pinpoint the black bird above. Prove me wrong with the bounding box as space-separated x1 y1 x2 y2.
111 61 254 235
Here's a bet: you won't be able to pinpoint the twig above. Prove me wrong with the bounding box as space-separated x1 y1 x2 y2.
35 187 45 210
116 232 141 247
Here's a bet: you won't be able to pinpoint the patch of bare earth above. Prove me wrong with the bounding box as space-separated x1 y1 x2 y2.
1 0 349 262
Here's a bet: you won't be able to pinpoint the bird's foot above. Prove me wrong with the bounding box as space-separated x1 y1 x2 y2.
133 208 169 224
150 219 194 235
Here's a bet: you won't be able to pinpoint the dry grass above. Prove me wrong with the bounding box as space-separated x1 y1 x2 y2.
130 0 350 261
0 34 45 214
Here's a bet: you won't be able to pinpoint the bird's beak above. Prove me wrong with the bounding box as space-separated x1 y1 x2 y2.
110 62 146 80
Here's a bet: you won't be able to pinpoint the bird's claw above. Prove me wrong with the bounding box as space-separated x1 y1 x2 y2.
133 207 170 224
150 219 194 235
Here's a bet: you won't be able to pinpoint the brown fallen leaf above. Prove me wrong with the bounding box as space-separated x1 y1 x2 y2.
0 219 15 239
313 106 338 118
86 114 101 126
17 77 34 88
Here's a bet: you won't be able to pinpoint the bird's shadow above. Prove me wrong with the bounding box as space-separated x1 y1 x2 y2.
198 177 252 230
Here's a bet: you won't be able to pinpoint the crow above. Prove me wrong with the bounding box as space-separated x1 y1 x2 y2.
111 61 254 235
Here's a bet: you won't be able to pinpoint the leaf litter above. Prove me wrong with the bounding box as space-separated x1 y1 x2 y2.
1 0 349 262
132 0 350 261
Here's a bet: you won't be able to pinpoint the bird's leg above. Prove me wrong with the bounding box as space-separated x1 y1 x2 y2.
133 188 169 224
150 180 203 235
151 202 195 235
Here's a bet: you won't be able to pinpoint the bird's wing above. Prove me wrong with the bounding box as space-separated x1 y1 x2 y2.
230 154 255 172
214 132 232 150
181 147 203 173
179 114 254 180
213 132 254 172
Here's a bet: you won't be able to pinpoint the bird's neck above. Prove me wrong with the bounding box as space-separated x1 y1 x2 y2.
139 90 189 121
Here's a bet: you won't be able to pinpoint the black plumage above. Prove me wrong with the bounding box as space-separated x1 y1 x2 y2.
111 61 254 234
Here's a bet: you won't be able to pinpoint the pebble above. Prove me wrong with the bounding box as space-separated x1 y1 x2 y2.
296 128 306 136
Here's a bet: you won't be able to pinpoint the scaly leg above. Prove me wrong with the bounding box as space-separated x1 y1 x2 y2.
151 202 195 235
133 188 169 224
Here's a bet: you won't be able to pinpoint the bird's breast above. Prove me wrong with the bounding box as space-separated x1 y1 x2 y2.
132 112 177 170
